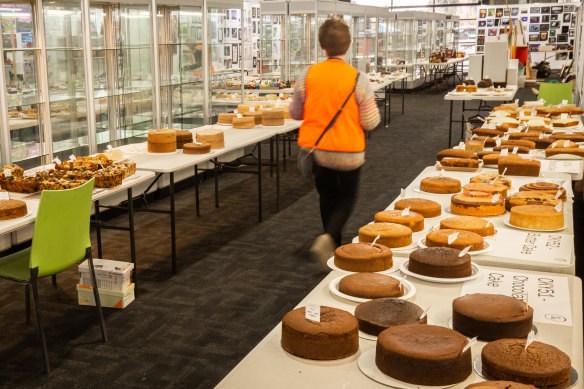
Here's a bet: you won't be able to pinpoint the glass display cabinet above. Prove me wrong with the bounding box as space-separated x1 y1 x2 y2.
157 3 204 130
363 13 376 73
350 14 364 71
260 1 286 80
445 15 459 51
0 2 44 168
208 0 243 120
89 1 154 151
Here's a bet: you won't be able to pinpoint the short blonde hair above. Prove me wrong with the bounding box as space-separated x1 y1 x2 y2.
319 18 351 57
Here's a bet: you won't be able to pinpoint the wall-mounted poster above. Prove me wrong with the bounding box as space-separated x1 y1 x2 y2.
502 18 510 25
511 8 519 16
503 9 510 16
231 28 237 38
521 16 528 22
495 19 500 26
478 29 485 35
224 45 230 57
569 29 574 37
564 5 575 12
562 13 571 23
530 16 540 23
561 26 569 34
477 45 484 52
499 28 506 34
551 20 560 27
540 24 549 32
529 34 539 42
549 37 557 43
477 36 485 45
529 44 540 51
496 8 503 17
540 32 548 40
551 14 558 20
529 24 540 32
488 28 498 36
488 9 495 17
530 7 540 13
479 9 486 18
487 19 494 26
550 29 556 37
252 7 256 18
542 15 550 23
541 7 551 13
557 34 568 42
478 20 486 27
521 9 528 14
551 6 563 14
232 43 238 64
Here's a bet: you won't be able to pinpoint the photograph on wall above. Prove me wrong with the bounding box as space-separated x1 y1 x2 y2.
563 13 571 23
511 8 518 16
529 44 540 51
542 15 550 23
224 45 230 57
540 32 548 40
529 34 539 42
530 7 540 13
477 36 485 45
232 44 238 64
521 16 528 22
529 24 540 32
496 8 503 17
551 6 562 14
478 20 486 27
503 9 510 16
564 5 574 12
488 8 495 17
530 16 540 24
231 10 238 20
217 27 222 43
488 28 498 36
557 34 568 42
541 7 550 13
521 9 528 14
562 26 569 34
231 28 237 38
540 24 549 32
487 19 494 26
551 20 560 27
252 21 256 33
551 14 558 21
238 28 241 40
479 9 486 18
569 29 574 37
477 45 484 51
512 18 517 24
549 37 556 43
571 21 575 28
573 14 577 22
550 29 556 37
478 29 485 36
252 7 256 18
494 19 500 26
501 18 510 26
499 28 506 34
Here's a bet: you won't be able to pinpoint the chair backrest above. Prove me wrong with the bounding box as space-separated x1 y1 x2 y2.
29 178 95 278
537 82 573 105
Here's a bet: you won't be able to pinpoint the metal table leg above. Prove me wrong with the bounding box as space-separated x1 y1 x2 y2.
95 199 102 258
170 172 177 274
401 78 405 115
269 137 274 178
282 135 287 172
257 141 263 222
194 165 200 217
276 134 280 212
461 100 466 144
214 158 219 208
448 100 454 148
127 187 136 281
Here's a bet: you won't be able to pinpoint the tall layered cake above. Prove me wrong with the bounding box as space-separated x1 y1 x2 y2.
196 129 225 149
375 324 472 385
452 293 533 340
281 306 358 360
147 129 177 153
451 191 505 217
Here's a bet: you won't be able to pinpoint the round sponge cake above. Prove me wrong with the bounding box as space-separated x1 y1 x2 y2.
355 298 426 336
409 247 472 278
358 223 412 248
394 198 441 218
420 176 461 194
334 243 393 272
439 216 495 237
338 273 404 299
426 228 484 251
374 210 424 232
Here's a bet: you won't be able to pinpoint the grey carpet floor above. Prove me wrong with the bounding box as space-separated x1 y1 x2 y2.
0 84 581 388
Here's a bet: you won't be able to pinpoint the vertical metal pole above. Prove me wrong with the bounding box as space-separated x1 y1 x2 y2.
150 0 161 129
448 100 453 148
0 19 12 164
95 200 103 258
257 140 262 222
82 0 98 154
285 3 290 81
202 0 210 124
169 172 176 273
35 0 54 164
240 1 244 103
127 187 136 279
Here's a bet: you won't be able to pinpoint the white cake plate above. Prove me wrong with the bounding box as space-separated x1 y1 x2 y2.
351 236 418 252
447 317 538 338
328 274 416 303
399 261 482 284
503 216 566 232
417 237 492 256
326 256 400 274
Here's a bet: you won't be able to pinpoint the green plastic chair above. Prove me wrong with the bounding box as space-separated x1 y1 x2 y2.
0 178 107 374
537 82 573 105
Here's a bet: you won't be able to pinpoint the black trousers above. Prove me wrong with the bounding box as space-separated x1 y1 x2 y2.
314 164 361 247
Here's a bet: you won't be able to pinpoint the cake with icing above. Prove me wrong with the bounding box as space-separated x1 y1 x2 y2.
358 223 412 248
440 216 495 236
509 205 564 230
394 198 441 218
147 129 177 153
470 173 512 189
374 210 424 232
281 306 359 360
333 243 393 272
481 339 571 387
420 176 461 194
355 298 426 336
375 324 472 385
338 273 404 299
453 293 533 340
425 228 484 251
463 182 508 198
408 247 472 278
451 191 506 217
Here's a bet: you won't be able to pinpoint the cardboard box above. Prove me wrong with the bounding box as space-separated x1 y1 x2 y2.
76 283 135 309
78 258 133 291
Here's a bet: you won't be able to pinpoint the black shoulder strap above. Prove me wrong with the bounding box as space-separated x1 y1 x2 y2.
313 72 360 148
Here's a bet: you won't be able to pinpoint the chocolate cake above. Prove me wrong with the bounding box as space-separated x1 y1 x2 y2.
281 306 359 360
338 273 404 299
334 243 393 272
465 381 537 389
375 324 472 385
481 339 571 387
355 298 426 336
409 247 472 278
453 294 533 340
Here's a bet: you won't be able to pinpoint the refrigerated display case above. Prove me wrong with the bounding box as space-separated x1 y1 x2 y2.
89 1 154 151
157 3 204 129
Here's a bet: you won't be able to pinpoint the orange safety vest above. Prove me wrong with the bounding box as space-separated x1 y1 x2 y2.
297 59 364 153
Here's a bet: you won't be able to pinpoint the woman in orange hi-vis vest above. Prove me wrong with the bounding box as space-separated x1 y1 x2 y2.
289 18 380 268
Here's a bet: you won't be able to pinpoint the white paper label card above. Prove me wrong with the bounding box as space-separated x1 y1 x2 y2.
459 245 472 257
556 189 563 199
501 167 507 176
106 144 113 151
561 99 568 105
500 148 509 156
560 113 568 120
462 336 477 353
539 132 544 139
448 232 459 245
259 104 264 109
489 123 496 129
279 92 284 97
305 304 320 322
400 188 406 198
69 154 76 161
54 157 61 165
478 116 486 122
491 193 500 203
439 169 445 177
525 330 536 350
371 234 381 246
520 110 526 117
0 191 9 200
515 99 519 104
485 221 492 228
512 146 519 154
234 109 238 114
461 269 572 326
555 202 563 212
489 229 573 266
3 168 11 177
564 140 570 147
496 138 502 147
401 207 410 216
237 113 243 118
249 106 255 112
